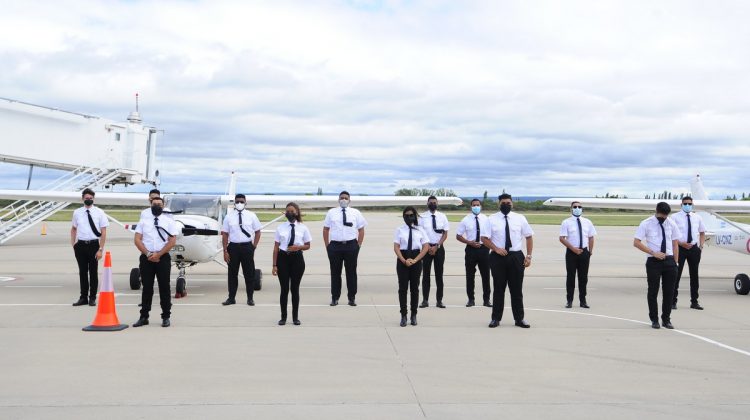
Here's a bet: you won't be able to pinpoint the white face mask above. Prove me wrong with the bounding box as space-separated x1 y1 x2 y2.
235 203 245 211
339 199 350 208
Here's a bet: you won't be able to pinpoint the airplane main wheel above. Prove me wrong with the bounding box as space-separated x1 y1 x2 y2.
735 274 750 295
254 269 263 291
176 277 187 297
129 268 141 290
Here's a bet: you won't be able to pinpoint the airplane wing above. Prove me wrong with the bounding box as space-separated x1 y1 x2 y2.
543 198 750 213
0 190 148 206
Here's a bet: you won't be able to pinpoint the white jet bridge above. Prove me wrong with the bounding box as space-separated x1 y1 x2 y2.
0 97 161 244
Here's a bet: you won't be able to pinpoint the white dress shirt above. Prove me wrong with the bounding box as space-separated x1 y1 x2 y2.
136 215 178 253
482 211 534 252
140 207 173 221
72 206 109 241
634 216 681 256
324 207 367 241
419 211 450 244
456 213 489 243
671 211 706 245
222 209 262 243
274 221 312 252
559 216 597 249
393 224 430 251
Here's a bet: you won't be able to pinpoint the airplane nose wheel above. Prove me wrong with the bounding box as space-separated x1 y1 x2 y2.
735 273 750 295
175 266 188 298
129 268 141 290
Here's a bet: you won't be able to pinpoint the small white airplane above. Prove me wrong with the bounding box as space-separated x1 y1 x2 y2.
0 173 463 296
543 175 750 295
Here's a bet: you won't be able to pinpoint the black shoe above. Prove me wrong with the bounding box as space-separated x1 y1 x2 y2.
483 301 492 308
565 301 572 308
348 300 357 307
466 300 475 307
651 321 660 329
580 302 590 309
88 299 97 307
72 298 88 306
222 299 236 306
278 319 286 326
330 299 338 306
436 301 446 308
293 319 301 326
161 318 170 328
410 314 417 326
419 301 428 308
690 302 704 310
138 303 142 307
247 299 255 306
514 319 531 328
662 321 674 329
133 318 149 327
488 319 499 328
400 316 407 327
671 303 677 310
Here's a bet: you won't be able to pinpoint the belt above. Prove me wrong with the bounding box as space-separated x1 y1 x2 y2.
77 239 99 245
647 256 673 261
280 249 302 255
332 239 357 244
229 241 253 245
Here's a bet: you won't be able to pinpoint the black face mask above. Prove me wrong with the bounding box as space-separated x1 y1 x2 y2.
656 216 667 224
500 203 512 215
285 213 297 222
427 203 437 212
83 199 94 206
151 205 164 216
403 215 416 225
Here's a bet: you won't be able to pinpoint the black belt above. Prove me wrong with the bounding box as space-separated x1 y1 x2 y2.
647 256 674 262
332 239 357 244
229 242 253 245
77 239 99 245
280 249 302 255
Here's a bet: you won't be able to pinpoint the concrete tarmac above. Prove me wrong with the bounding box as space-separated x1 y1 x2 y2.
1 213 749 419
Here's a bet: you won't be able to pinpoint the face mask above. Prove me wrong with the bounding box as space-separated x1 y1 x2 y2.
403 215 416 225
235 202 245 211
682 204 693 213
656 216 666 224
471 206 481 215
285 212 297 222
83 199 94 206
572 208 583 217
151 205 163 216
500 203 512 215
428 203 437 212
339 199 349 208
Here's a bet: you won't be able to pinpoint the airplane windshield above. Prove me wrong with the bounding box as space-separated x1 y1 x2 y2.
164 195 222 219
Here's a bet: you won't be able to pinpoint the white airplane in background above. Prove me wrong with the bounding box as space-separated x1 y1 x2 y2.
543 175 750 295
0 173 463 297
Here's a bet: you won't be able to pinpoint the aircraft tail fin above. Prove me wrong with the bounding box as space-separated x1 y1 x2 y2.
690 174 708 200
227 172 237 197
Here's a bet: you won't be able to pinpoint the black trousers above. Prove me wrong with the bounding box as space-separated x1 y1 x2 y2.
74 241 99 299
278 251 305 320
397 250 422 316
489 251 525 321
465 245 490 302
422 245 445 302
646 257 677 323
327 240 359 301
565 248 591 303
675 246 701 304
227 242 255 300
139 254 172 320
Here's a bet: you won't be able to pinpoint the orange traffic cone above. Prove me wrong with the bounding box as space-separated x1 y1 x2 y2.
83 252 128 331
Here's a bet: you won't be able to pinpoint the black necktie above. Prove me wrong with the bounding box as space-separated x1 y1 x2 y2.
686 214 693 244
155 217 165 241
475 216 480 243
577 217 583 249
659 220 667 254
342 208 353 227
432 214 445 234
407 226 413 250
237 211 251 238
86 209 101 237
288 223 296 247
504 215 512 251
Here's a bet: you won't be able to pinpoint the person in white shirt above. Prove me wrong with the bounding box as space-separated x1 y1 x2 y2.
272 202 312 326
221 193 262 306
559 201 597 309
132 197 178 328
671 196 706 310
481 193 534 329
70 188 109 307
633 202 681 329
323 191 367 306
455 198 491 307
418 196 450 308
394 206 431 327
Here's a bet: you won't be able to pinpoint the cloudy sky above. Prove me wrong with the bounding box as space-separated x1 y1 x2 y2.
1 0 749 198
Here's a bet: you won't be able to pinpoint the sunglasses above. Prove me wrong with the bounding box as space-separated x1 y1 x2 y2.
572 206 583 209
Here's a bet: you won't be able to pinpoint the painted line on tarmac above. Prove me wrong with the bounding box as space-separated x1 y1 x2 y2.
0 276 17 282
543 287 598 290
528 307 750 358
5 285 62 288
